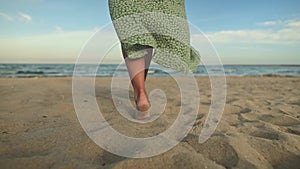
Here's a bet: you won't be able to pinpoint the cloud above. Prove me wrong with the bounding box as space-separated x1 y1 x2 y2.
0 29 122 63
205 19 300 44
54 25 63 33
260 21 280 26
0 12 13 21
261 21 278 26
287 21 300 27
0 30 91 63
19 12 32 23
259 19 300 27
93 26 100 32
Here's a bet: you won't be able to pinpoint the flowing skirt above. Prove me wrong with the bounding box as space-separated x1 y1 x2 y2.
108 0 200 73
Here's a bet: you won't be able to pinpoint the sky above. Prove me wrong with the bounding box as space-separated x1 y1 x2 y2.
0 0 299 64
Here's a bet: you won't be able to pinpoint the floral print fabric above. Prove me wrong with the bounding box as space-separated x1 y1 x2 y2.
108 0 200 73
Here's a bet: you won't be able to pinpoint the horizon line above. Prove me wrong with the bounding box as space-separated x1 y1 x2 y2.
1 62 300 66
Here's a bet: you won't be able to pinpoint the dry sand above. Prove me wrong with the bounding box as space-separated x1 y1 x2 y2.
0 77 299 169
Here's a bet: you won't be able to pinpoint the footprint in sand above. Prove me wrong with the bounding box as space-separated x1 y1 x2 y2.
260 114 300 126
249 128 280 141
183 134 239 168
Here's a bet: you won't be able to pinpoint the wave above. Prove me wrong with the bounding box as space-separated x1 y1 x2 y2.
16 70 45 74
1 64 299 78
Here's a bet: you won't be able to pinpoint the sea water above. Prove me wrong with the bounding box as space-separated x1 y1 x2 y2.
0 64 299 78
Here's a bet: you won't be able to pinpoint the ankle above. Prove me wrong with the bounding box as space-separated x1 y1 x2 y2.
134 88 146 95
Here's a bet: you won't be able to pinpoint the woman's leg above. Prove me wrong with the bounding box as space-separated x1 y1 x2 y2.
144 48 153 80
122 47 153 113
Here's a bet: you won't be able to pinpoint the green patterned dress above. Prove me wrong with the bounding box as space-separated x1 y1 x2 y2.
108 0 200 73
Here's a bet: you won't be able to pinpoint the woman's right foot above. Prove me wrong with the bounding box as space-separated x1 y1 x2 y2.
135 90 151 120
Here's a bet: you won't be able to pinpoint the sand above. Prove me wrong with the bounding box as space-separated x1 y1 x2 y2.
0 77 299 169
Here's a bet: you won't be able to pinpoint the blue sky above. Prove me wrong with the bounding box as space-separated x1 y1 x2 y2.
0 0 299 64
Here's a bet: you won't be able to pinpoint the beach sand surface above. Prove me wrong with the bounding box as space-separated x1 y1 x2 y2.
0 77 300 169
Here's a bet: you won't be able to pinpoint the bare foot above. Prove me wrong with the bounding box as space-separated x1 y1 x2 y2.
135 90 151 120
135 110 150 120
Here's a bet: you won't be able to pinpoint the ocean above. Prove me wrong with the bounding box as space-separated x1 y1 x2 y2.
0 64 299 78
